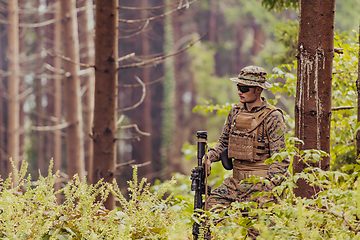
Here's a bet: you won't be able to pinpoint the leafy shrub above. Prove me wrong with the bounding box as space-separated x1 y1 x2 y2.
0 161 190 240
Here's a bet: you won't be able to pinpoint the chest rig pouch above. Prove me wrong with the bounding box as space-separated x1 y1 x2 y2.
228 105 278 162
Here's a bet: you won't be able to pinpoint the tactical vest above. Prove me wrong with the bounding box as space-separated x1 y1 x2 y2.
228 104 280 165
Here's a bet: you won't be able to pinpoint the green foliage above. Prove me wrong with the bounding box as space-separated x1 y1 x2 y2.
0 161 190 239
331 33 359 168
261 0 299 11
265 20 299 65
7 145 360 239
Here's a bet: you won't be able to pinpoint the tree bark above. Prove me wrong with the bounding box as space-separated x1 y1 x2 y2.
208 0 217 42
80 0 95 182
294 0 335 198
36 0 44 175
51 0 63 196
7 0 20 177
357 25 360 157
61 0 85 179
163 0 176 178
139 0 153 181
92 0 118 209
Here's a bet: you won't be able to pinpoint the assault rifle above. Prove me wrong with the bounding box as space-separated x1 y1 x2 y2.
191 131 211 240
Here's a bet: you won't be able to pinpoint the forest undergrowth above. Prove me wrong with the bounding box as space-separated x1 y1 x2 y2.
2 137 360 240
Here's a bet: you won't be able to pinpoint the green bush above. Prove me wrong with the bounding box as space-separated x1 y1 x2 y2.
0 161 191 240
4 142 360 240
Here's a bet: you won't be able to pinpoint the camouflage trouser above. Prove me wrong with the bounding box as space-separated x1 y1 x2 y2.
206 176 276 211
204 177 276 240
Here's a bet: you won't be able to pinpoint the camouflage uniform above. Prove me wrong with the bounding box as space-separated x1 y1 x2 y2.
206 99 288 211
205 66 288 211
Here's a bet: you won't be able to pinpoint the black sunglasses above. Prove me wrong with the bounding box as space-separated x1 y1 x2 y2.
237 85 255 93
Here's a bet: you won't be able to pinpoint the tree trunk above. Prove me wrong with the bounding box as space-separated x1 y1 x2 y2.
0 19 6 177
36 1 44 175
7 0 20 178
294 0 335 198
18 0 25 169
139 0 153 181
92 0 118 210
208 0 217 42
357 25 360 157
61 0 85 179
80 0 95 182
163 0 176 178
52 0 62 192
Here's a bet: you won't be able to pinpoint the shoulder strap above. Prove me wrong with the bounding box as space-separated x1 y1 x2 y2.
246 105 282 133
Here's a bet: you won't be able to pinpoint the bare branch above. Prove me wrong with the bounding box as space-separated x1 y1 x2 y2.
116 115 125 126
334 47 344 54
117 76 146 112
31 122 70 132
132 161 151 167
332 106 354 111
118 76 164 88
115 160 135 168
119 0 197 23
120 124 150 136
45 48 94 68
18 87 33 100
118 1 179 10
119 20 149 39
332 71 357 74
118 30 209 69
29 109 60 123
0 18 58 28
118 52 135 62
115 136 140 141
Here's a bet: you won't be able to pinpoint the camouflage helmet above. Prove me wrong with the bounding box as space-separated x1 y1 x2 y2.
230 66 272 89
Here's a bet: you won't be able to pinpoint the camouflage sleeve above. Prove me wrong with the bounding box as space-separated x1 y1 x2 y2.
207 107 237 163
265 110 289 178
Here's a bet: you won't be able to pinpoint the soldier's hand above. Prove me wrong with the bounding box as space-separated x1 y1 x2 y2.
202 155 211 176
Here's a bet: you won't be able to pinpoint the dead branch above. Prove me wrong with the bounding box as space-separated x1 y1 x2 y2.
119 20 149 39
332 71 357 74
118 52 135 62
118 30 209 69
115 136 141 141
334 47 344 54
0 146 8 159
45 48 94 68
178 0 190 9
332 106 354 111
18 87 33 101
116 115 125 126
115 160 135 168
118 76 164 88
117 76 146 112
118 1 179 10
120 124 150 136
29 109 60 123
119 0 197 23
132 161 151 167
30 122 70 132
0 87 33 101
0 18 57 28
0 69 11 77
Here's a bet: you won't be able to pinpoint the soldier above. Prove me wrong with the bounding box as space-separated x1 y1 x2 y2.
202 65 289 238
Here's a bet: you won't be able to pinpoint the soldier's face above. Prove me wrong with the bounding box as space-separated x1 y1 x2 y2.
237 84 258 103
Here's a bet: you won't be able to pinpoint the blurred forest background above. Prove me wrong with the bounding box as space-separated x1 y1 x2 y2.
0 0 359 188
